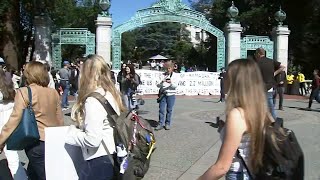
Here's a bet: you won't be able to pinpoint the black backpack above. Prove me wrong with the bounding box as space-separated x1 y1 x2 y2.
88 92 156 180
239 118 304 180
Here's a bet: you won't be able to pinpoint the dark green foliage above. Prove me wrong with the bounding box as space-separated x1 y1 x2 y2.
121 22 193 63
190 0 320 75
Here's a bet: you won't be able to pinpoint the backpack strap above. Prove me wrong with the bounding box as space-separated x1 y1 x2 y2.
236 150 254 179
87 92 119 166
88 92 118 118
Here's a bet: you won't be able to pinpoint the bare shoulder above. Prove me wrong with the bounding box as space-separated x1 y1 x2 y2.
227 108 247 131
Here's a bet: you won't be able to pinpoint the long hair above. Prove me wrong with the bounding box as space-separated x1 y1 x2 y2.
126 64 136 76
71 55 125 126
225 59 273 171
0 68 15 103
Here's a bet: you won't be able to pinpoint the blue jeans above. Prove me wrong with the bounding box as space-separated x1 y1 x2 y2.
267 91 276 119
159 95 176 127
61 80 70 108
79 156 113 180
122 89 136 111
25 141 45 180
226 171 250 180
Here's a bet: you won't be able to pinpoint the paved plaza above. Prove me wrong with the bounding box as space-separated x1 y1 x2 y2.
0 96 319 180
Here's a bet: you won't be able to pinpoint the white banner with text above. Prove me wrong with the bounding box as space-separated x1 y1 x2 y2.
113 70 221 96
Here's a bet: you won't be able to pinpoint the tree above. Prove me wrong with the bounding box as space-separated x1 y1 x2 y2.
0 0 21 69
121 22 192 62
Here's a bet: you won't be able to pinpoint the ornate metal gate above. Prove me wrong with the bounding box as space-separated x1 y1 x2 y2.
112 0 225 71
51 28 95 69
240 35 274 59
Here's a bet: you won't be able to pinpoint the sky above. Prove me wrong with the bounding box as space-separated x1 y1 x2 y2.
110 0 191 27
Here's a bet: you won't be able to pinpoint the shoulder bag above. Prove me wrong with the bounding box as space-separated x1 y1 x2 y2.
6 86 40 150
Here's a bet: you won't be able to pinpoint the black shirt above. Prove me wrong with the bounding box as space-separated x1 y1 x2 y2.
256 57 281 91
274 71 286 87
219 72 226 87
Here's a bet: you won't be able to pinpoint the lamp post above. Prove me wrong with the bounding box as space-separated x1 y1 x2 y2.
99 0 111 17
227 1 239 23
272 6 290 72
274 6 286 26
225 1 242 65
96 0 112 65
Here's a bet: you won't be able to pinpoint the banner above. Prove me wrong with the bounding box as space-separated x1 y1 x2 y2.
113 70 221 96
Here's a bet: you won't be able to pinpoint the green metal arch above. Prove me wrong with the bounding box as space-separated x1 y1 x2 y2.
240 35 274 59
51 28 95 69
112 2 225 71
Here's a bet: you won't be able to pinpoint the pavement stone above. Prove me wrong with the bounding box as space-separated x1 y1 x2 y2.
0 97 319 180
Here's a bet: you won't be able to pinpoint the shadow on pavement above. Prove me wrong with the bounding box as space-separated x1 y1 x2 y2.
137 110 149 115
144 119 158 127
0 159 12 180
285 106 320 112
205 121 219 128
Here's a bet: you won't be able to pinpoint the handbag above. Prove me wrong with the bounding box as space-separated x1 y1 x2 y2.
6 86 40 150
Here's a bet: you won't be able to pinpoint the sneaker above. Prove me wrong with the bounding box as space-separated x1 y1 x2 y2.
164 124 170 130
155 125 164 131
279 107 284 111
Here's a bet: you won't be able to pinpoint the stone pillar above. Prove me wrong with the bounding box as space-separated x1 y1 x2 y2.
225 23 243 64
96 16 112 64
33 15 52 66
272 26 290 72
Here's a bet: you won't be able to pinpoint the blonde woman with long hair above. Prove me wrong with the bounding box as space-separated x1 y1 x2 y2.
65 55 125 180
199 59 274 180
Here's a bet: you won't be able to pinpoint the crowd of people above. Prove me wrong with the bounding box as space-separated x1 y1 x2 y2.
0 47 318 179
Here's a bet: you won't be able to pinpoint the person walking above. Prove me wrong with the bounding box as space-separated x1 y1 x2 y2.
0 61 63 180
273 70 286 110
199 59 275 180
65 54 125 180
286 72 294 95
218 67 226 103
307 69 320 109
155 61 178 131
0 68 28 179
298 71 307 96
254 48 285 119
59 61 71 109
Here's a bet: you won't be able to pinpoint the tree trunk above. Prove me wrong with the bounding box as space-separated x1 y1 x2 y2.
1 0 20 70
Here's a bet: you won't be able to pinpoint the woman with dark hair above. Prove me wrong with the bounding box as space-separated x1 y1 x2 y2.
0 61 63 180
118 64 140 110
0 68 27 179
117 63 127 92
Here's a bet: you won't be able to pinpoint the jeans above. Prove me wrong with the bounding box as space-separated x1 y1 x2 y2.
79 156 113 180
226 171 250 180
299 82 306 96
267 91 276 119
122 89 136 111
308 87 320 108
159 95 176 127
3 145 28 179
273 86 284 109
25 141 46 180
61 80 70 108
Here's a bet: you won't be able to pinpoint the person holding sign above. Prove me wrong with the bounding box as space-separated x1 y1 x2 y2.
155 61 178 131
